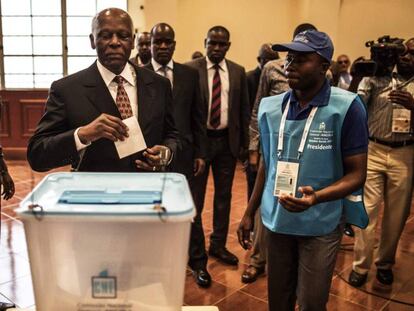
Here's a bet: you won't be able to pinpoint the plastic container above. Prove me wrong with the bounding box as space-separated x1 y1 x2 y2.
17 172 195 311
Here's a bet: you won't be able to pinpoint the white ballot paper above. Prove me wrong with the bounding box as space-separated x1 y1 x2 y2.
114 116 147 159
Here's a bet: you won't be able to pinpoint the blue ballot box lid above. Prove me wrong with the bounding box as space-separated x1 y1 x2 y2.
17 172 195 222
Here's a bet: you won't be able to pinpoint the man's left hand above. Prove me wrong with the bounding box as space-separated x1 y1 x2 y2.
389 90 414 110
278 186 318 213
193 158 205 176
135 145 171 171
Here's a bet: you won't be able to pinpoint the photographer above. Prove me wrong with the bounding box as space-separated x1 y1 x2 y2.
349 38 414 287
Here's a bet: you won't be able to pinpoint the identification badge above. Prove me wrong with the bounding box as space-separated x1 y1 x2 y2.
392 106 411 133
274 161 299 197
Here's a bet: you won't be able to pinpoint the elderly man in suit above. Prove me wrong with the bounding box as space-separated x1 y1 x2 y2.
144 23 210 287
187 26 250 267
27 8 179 173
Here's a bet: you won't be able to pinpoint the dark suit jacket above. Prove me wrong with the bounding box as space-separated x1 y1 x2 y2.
27 61 179 172
186 57 250 158
144 61 207 177
246 66 262 112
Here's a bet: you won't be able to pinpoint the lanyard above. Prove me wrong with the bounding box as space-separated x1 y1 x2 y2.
277 98 318 159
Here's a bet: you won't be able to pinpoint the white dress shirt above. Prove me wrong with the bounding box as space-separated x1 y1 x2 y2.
206 57 229 130
74 60 138 151
151 58 174 87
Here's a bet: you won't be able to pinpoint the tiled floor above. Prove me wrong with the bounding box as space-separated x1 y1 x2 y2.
1 160 414 310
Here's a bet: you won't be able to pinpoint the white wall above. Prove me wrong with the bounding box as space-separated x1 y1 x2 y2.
128 0 414 69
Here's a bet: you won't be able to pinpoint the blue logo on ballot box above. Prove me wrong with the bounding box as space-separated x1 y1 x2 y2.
92 270 117 299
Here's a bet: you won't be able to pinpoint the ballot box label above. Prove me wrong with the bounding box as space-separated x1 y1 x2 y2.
92 272 117 298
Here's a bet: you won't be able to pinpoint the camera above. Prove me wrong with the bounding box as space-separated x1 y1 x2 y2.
353 35 407 76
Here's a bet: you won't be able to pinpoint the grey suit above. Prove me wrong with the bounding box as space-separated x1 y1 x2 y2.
186 57 250 265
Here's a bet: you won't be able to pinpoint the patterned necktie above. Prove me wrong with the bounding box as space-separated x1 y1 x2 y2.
113 75 133 119
210 64 221 128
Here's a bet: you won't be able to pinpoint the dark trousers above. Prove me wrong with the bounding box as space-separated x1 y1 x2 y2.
170 141 194 179
266 225 342 311
188 134 237 269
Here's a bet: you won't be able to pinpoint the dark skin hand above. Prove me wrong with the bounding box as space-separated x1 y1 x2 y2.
135 145 172 171
78 113 129 144
193 158 205 176
1 171 15 200
278 186 317 212
238 158 265 249
388 90 414 110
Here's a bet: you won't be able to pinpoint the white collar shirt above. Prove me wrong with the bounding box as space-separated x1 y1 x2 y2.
151 58 174 87
74 60 138 151
97 60 138 117
206 57 229 129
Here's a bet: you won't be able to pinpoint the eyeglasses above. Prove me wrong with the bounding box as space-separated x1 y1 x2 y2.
338 60 349 64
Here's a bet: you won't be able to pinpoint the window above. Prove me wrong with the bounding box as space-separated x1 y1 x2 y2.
0 0 127 88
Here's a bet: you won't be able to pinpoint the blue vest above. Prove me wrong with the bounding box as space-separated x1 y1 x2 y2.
258 87 368 236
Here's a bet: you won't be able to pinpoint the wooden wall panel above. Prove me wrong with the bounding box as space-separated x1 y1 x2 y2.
20 100 46 137
0 99 11 138
0 90 48 158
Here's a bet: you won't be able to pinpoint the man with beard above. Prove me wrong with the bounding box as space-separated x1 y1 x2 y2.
238 30 369 310
349 38 414 288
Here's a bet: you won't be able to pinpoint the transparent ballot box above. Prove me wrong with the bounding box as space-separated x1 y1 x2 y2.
17 172 195 311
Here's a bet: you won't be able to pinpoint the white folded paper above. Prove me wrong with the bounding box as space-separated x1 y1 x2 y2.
115 116 147 159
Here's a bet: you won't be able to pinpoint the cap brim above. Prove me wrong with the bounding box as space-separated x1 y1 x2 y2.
272 42 316 53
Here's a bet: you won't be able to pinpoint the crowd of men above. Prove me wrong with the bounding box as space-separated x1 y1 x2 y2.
10 7 413 311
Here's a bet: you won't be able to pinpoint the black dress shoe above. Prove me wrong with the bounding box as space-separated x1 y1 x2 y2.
343 223 355 237
348 269 367 287
241 265 265 283
193 268 211 288
376 269 393 285
209 247 239 265
0 302 16 310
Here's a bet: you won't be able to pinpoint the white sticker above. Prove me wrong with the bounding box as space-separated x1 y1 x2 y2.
274 161 299 197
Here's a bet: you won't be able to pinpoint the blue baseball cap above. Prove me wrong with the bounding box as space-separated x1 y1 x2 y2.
272 30 334 63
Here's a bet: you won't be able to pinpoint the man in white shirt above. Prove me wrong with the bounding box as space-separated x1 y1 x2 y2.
187 26 250 268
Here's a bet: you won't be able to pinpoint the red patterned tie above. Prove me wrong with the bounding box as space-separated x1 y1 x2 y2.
210 64 221 128
114 75 133 119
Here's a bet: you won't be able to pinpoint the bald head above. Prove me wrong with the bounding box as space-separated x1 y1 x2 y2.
151 23 176 66
151 23 175 39
89 8 134 74
258 43 279 68
91 8 133 35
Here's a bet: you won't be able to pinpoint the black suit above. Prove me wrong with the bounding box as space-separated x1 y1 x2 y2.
246 66 262 199
144 61 207 178
186 57 250 262
27 61 179 172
